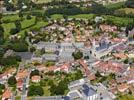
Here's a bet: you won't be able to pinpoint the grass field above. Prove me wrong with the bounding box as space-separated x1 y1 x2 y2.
2 13 133 39
102 15 133 26
2 15 48 38
116 8 134 14
2 14 20 22
33 0 52 4
51 14 132 26
118 94 134 100
105 2 125 9
51 14 95 20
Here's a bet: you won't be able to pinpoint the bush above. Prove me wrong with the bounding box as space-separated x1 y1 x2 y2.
11 42 28 52
28 85 44 96
30 69 39 78
26 15 32 20
72 51 83 60
0 56 18 66
8 76 17 86
0 84 5 95
10 28 20 35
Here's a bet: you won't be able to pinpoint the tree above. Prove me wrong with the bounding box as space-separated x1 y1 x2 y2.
95 71 102 77
10 28 20 35
124 58 129 64
74 70 83 80
28 85 44 96
63 14 68 22
0 25 4 43
8 76 17 86
0 56 18 66
11 42 28 52
109 73 116 79
125 0 134 8
30 69 39 78
19 11 23 18
26 15 32 20
0 13 2 20
29 46 36 52
15 20 21 30
0 84 5 95
50 80 68 95
72 51 83 60
0 13 3 24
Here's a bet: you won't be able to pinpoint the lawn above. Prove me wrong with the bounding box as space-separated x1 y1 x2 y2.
19 21 48 38
43 86 51 96
69 14 95 19
105 2 125 9
51 14 95 20
51 14 63 19
2 17 35 38
116 8 134 14
2 14 20 22
21 16 35 29
118 94 134 100
34 0 52 4
2 13 133 39
102 15 133 26
51 14 132 26
44 61 55 67
2 23 15 38
2 15 48 39
15 96 21 100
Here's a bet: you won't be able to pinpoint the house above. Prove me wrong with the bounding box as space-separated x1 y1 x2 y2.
48 66 60 72
129 85 134 95
113 53 128 59
2 89 12 100
129 28 134 37
79 60 96 80
31 75 41 83
34 42 60 52
0 68 16 80
16 69 29 80
111 38 127 43
31 54 43 63
67 79 98 100
100 24 117 32
60 63 71 73
17 79 23 91
117 83 129 93
94 61 127 75
42 54 59 62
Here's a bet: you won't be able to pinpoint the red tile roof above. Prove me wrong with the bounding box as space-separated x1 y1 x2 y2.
2 89 12 99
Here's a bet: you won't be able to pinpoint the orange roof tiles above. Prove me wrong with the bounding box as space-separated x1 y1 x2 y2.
31 75 41 81
117 83 129 92
113 53 128 59
94 61 125 74
2 89 12 99
79 60 95 80
16 69 28 79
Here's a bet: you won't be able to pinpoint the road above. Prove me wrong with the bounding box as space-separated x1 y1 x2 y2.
21 68 31 100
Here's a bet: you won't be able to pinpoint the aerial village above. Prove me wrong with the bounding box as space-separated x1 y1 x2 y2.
0 0 134 100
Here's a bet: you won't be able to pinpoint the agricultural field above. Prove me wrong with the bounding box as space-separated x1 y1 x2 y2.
116 8 134 14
